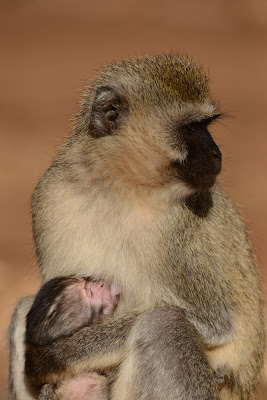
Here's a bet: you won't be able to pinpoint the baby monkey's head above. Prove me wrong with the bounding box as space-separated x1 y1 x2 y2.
74 54 222 195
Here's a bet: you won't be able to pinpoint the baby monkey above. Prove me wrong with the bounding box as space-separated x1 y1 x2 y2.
26 277 120 400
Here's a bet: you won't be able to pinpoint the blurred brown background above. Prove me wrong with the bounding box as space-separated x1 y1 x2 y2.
1 1 267 399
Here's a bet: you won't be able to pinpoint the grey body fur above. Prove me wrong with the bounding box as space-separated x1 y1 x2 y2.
9 54 264 400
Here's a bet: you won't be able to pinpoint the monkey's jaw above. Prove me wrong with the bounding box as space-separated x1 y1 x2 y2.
185 171 219 191
170 155 221 192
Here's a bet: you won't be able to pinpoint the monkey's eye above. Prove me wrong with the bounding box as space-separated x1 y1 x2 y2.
89 87 129 138
202 114 221 126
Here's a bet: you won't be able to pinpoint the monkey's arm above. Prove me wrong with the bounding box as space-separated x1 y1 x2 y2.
8 296 36 400
25 312 139 387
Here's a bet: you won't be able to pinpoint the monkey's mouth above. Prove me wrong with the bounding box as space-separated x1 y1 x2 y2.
180 169 219 190
172 158 221 190
190 171 219 180
190 171 217 177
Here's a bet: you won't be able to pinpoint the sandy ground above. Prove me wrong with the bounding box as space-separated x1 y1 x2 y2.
0 1 267 398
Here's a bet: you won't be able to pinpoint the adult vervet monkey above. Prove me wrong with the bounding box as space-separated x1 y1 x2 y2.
9 54 264 400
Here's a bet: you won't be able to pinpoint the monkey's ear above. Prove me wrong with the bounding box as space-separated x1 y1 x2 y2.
89 86 129 138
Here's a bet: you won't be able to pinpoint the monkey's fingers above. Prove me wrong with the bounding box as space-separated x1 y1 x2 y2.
102 301 118 316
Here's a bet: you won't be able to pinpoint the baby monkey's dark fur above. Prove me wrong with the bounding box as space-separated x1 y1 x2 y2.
8 54 264 400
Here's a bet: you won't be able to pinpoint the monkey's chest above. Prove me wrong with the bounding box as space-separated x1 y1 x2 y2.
43 201 166 308
43 194 232 318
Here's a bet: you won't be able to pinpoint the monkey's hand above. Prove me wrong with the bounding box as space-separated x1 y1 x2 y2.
25 312 138 387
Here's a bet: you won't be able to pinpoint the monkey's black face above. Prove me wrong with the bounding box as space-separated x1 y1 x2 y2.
174 117 222 190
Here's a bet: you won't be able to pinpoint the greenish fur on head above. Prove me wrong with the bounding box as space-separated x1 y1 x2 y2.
93 54 210 106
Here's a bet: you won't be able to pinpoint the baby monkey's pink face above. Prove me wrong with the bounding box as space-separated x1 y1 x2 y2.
73 278 120 322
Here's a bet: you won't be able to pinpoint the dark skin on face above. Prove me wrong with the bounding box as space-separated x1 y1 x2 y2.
175 115 222 190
